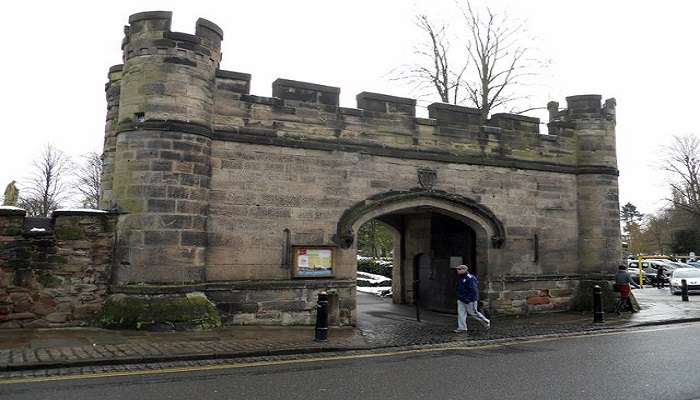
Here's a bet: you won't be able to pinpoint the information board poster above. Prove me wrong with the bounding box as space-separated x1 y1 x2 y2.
293 247 334 278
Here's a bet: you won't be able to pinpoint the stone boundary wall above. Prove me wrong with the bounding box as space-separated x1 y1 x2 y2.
486 275 616 314
113 280 355 326
0 208 116 329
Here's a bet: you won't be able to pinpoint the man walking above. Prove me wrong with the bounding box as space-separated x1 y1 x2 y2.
454 264 490 333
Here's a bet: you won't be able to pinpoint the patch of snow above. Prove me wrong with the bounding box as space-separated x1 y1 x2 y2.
53 209 108 214
357 286 393 297
356 255 393 267
357 271 392 284
30 228 46 232
0 206 25 211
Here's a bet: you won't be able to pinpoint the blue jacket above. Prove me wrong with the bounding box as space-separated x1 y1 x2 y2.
457 273 479 303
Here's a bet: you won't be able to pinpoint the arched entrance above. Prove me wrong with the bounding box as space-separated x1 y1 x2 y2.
337 190 505 315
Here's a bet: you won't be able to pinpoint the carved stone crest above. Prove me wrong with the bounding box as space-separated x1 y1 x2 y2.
417 168 437 189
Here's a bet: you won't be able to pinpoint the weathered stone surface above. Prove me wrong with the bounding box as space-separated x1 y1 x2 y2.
0 212 115 329
526 296 550 305
21 319 50 328
9 312 35 320
45 312 70 323
31 301 56 316
570 280 617 312
0 321 21 329
549 288 573 297
98 292 221 330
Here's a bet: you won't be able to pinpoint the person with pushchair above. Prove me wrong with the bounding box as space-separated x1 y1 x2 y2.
614 264 640 314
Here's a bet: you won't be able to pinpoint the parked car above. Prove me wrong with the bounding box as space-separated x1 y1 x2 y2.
669 268 700 295
648 259 681 269
627 260 672 285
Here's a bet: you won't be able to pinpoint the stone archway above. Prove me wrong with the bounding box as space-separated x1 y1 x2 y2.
334 189 505 250
336 189 505 311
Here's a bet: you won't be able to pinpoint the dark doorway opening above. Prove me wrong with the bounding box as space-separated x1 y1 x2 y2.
356 210 478 316
415 213 477 313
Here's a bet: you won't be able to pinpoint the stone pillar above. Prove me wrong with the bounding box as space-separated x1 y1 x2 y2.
401 213 431 304
110 12 223 283
568 95 621 274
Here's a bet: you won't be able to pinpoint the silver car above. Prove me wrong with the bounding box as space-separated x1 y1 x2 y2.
669 268 700 295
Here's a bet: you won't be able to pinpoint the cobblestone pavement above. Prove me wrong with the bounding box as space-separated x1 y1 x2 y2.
1 291 698 380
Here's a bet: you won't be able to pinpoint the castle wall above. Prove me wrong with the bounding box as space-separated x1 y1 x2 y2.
0 209 116 329
205 139 584 323
207 141 581 281
213 87 580 171
97 11 621 326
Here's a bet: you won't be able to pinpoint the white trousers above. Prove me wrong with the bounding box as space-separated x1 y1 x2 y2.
457 300 490 331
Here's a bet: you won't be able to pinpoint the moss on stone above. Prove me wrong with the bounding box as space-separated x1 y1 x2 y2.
0 226 23 236
117 197 143 213
47 255 68 265
54 226 84 240
98 292 221 330
37 273 65 288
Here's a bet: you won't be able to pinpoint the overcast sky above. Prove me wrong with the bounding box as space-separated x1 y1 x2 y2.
1 0 698 215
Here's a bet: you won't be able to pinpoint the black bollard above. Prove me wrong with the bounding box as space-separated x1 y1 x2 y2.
314 291 329 342
593 285 605 323
682 279 689 302
414 279 421 322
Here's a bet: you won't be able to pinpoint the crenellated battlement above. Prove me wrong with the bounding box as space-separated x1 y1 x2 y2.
121 11 222 66
107 12 617 175
210 73 620 172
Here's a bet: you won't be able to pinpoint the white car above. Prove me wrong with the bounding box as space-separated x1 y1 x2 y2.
669 268 700 295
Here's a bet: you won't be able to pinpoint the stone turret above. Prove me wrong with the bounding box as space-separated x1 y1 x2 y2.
100 64 123 210
109 11 222 283
550 95 620 274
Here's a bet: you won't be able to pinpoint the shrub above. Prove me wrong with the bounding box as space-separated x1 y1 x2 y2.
357 257 393 278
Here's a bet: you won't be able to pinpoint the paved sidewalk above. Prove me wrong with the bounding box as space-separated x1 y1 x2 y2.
0 290 698 373
628 286 700 325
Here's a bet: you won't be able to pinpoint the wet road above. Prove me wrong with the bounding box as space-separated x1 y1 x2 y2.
2 322 700 400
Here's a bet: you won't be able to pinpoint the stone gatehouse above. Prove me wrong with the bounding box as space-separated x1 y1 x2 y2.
0 11 621 329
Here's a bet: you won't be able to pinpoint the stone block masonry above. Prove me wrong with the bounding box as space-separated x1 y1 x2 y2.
97 11 621 327
0 208 116 329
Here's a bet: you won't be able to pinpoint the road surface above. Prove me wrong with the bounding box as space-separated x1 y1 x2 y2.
2 323 698 400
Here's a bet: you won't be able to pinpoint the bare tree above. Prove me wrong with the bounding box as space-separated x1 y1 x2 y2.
18 144 73 217
461 2 541 122
662 135 700 219
74 152 102 209
393 15 468 104
395 1 545 122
